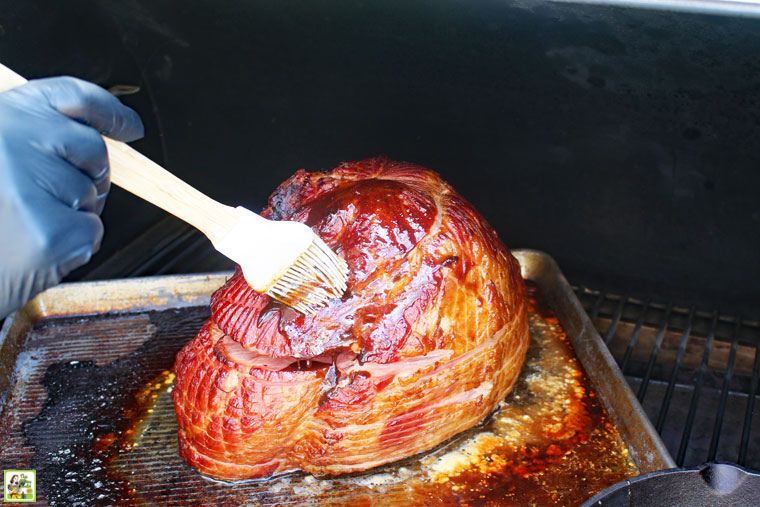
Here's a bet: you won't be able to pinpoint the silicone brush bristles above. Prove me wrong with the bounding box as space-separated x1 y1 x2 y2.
265 235 349 315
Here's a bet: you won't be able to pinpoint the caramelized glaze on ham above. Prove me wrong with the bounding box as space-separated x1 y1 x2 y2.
172 158 530 480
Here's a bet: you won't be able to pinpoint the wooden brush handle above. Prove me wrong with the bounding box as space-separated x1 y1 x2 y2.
0 63 236 244
103 142 236 243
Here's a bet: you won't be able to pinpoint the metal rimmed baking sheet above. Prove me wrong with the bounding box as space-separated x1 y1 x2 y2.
0 250 673 505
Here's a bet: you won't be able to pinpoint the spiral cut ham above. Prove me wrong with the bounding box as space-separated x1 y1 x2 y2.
172 158 530 480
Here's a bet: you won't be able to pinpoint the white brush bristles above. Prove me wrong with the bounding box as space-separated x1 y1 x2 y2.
266 235 349 315
213 206 348 315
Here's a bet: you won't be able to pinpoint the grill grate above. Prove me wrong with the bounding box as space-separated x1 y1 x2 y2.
574 287 760 470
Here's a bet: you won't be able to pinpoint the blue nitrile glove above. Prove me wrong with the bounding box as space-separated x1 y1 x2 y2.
0 76 144 318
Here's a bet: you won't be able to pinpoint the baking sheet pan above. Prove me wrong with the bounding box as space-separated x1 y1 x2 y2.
0 250 674 505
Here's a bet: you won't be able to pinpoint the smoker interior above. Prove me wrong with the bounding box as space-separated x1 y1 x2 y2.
1 0 759 484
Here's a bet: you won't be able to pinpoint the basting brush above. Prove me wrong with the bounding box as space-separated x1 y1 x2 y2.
0 63 348 314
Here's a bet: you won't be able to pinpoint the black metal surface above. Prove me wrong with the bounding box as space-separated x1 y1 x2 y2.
636 302 672 402
581 463 760 507
654 307 694 434
708 321 741 462
740 341 760 465
677 312 716 466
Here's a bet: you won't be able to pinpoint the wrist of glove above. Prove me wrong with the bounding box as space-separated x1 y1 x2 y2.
0 76 144 318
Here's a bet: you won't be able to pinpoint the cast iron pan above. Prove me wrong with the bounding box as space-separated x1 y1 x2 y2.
582 463 760 506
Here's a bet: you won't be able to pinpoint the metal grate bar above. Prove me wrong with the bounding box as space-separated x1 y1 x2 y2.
619 298 652 373
677 312 718 466
588 291 606 322
152 235 212 276
707 319 742 461
637 302 673 402
604 295 628 345
655 306 695 433
738 341 760 465
82 217 194 280
80 216 233 282
128 228 199 277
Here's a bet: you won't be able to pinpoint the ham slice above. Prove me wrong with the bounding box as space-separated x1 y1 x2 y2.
172 158 530 480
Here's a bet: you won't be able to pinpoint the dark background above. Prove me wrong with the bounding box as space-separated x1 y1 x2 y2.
1 0 758 316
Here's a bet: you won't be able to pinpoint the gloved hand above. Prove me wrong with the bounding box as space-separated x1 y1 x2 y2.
0 76 144 318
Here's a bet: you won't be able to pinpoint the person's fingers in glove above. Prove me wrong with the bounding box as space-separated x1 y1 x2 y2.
0 76 144 318
23 145 100 213
34 199 105 276
4 76 144 211
30 76 144 141
8 76 144 142
0 196 105 316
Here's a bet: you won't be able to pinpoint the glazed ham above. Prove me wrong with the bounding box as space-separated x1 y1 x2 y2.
172 158 530 480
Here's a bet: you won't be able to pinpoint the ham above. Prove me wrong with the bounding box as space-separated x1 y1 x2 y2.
172 158 530 480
